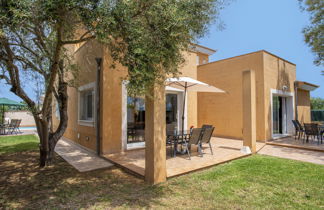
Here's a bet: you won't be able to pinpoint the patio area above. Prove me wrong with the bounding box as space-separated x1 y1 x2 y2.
104 137 265 178
267 137 324 152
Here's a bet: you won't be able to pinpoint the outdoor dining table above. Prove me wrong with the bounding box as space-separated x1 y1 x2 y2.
167 130 191 157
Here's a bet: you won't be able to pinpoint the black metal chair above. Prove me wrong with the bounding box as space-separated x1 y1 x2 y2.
292 120 304 140
184 128 203 159
198 127 215 156
304 123 322 144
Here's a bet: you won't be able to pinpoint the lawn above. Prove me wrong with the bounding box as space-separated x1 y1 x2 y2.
0 136 323 209
0 134 39 154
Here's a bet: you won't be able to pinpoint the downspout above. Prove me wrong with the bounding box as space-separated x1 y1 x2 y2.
294 81 298 121
95 58 102 156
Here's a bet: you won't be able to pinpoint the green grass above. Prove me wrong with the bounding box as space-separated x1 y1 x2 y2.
0 135 39 154
0 136 323 209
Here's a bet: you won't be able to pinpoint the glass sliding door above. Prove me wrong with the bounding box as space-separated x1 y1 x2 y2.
166 94 178 132
126 93 180 145
273 95 288 135
273 96 282 134
127 96 145 143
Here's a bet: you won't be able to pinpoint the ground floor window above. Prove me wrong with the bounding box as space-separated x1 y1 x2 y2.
78 82 95 126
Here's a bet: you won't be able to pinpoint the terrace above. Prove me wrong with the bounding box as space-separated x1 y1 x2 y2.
104 137 265 178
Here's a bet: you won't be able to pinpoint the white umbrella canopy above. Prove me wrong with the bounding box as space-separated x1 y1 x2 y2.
166 77 225 93
165 76 225 138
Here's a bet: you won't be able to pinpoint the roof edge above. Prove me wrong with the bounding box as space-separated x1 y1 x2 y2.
198 50 296 67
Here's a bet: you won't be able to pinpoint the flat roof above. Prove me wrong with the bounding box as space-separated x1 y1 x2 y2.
295 81 319 91
190 43 216 55
198 50 296 66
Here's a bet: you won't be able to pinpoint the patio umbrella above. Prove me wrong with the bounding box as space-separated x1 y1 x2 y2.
0 97 25 124
166 77 225 136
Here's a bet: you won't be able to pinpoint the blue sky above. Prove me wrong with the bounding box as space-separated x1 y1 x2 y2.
0 0 323 102
198 0 323 98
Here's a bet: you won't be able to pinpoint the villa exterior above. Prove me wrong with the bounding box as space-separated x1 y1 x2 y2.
53 41 318 183
197 51 318 141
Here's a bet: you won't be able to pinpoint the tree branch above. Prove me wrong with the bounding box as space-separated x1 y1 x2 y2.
61 35 95 45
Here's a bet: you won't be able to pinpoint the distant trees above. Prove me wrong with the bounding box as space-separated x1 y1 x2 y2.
311 97 324 110
299 0 324 70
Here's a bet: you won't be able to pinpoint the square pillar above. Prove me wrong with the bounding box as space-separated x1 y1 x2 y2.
242 70 256 153
145 83 166 184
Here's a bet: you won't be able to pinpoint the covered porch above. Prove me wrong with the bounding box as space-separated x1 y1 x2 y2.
104 137 265 178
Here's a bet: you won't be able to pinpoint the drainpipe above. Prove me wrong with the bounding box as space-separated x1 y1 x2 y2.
95 58 102 156
294 81 298 121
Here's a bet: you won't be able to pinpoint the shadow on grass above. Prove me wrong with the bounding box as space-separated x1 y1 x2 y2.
0 142 39 155
0 151 170 209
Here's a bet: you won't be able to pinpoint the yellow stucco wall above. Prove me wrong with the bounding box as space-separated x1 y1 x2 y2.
58 43 200 154
297 89 311 124
53 40 104 151
197 51 298 141
197 51 265 140
180 51 199 128
262 52 296 140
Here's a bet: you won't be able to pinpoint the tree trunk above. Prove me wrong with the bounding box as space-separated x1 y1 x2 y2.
37 120 64 167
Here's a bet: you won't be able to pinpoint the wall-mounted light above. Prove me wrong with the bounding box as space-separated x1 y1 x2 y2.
282 85 288 92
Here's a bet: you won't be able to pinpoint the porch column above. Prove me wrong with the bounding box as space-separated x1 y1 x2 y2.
242 70 256 153
145 83 166 184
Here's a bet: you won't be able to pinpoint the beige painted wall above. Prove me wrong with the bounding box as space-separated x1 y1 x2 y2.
5 111 35 126
297 89 311 124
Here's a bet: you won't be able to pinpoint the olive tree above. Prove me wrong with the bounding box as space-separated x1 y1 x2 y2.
0 0 226 167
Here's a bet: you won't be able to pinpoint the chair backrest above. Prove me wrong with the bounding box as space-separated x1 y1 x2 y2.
202 124 213 131
4 117 10 124
188 128 202 145
292 120 299 131
304 123 319 135
9 119 17 127
200 127 215 144
296 120 304 131
16 119 22 127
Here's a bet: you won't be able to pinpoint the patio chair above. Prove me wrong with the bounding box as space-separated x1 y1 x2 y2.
198 127 215 156
184 128 203 159
202 124 213 130
292 120 304 140
304 123 322 144
7 119 22 134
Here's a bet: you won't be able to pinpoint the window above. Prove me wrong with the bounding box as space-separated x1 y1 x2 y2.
196 55 200 65
78 82 95 126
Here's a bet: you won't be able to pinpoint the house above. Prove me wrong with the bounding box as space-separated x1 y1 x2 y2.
197 50 318 141
53 41 318 184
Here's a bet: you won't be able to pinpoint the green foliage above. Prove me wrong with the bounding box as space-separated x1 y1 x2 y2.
311 97 324 109
0 0 226 96
299 0 324 68
0 134 39 154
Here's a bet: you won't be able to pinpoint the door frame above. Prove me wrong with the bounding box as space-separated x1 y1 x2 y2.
270 89 295 139
121 82 186 150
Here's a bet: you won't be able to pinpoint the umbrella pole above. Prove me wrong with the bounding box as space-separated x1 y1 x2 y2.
2 105 4 124
181 82 187 139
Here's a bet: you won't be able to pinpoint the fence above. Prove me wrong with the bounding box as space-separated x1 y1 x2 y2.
311 110 324 122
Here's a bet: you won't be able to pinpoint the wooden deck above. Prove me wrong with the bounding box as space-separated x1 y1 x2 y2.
104 137 265 178
267 137 324 152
